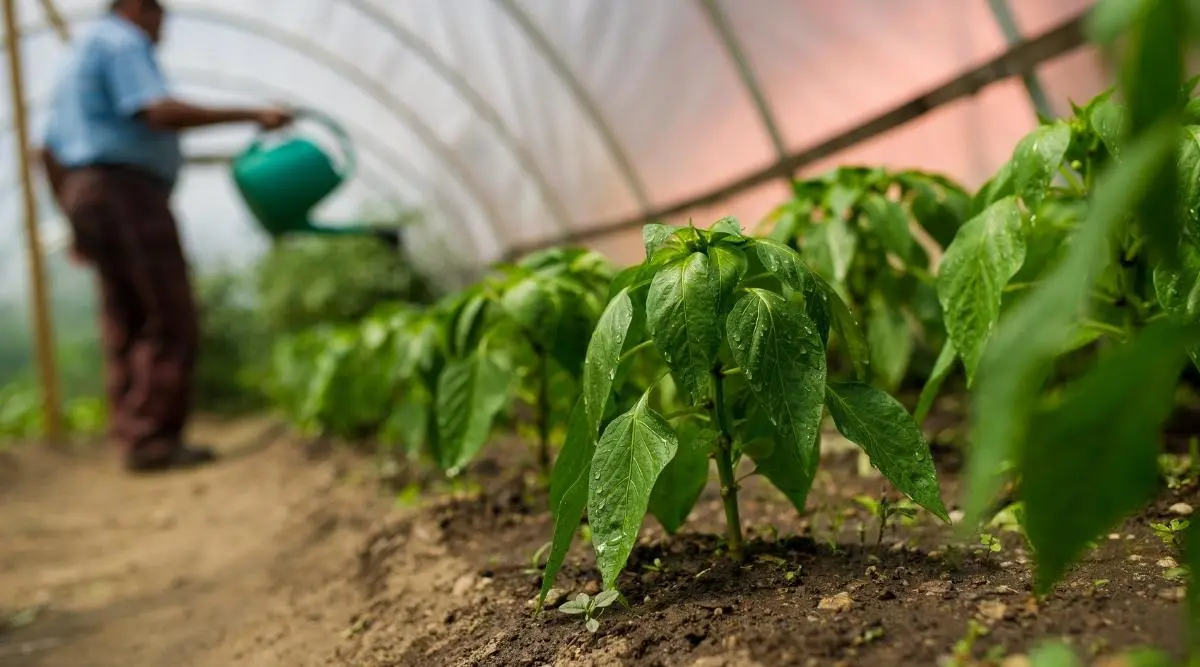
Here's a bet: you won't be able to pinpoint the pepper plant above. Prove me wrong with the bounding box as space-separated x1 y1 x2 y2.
758 166 971 390
538 218 950 602
429 247 613 476
951 0 1200 604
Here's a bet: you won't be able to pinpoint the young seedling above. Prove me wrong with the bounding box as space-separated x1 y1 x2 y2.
536 219 950 604
557 590 620 634
854 494 920 547
1152 519 1191 553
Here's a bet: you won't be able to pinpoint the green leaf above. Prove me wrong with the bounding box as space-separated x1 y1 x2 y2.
1022 321 1193 593
861 194 913 260
1178 126 1200 238
825 382 950 521
708 245 748 317
1186 517 1200 654
936 196 1026 383
1154 240 1200 364
1089 96 1128 159
647 253 721 404
588 391 679 588
808 217 858 283
961 124 1176 531
435 349 509 475
1012 122 1071 209
752 238 808 292
710 216 745 240
866 295 913 390
648 422 714 534
969 162 1016 218
914 341 957 425
1124 0 1185 268
1086 0 1150 44
583 289 634 435
643 223 680 259
1027 642 1082 667
727 289 827 512
826 182 860 220
809 273 870 380
539 400 595 603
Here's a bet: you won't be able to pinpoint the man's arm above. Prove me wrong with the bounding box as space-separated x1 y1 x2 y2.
137 100 290 132
105 39 291 131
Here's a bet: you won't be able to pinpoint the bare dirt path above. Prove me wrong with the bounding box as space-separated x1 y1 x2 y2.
0 417 384 667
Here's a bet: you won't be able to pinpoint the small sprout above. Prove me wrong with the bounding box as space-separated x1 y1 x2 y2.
558 589 621 634
642 558 666 573
1151 519 1190 552
785 569 801 582
979 533 1002 554
523 542 552 575
855 493 919 547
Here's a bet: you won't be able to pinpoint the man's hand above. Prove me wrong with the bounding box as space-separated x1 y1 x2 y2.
255 108 294 130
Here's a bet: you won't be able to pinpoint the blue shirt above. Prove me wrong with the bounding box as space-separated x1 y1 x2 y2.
42 15 182 187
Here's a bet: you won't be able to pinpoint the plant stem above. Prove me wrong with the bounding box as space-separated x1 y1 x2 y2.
618 340 654 364
711 366 745 562
535 347 551 476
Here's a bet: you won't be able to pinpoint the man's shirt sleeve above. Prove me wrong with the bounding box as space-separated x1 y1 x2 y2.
103 38 170 118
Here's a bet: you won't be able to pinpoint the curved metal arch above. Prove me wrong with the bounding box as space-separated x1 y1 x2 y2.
4 4 509 256
696 0 785 160
339 0 573 236
490 0 651 214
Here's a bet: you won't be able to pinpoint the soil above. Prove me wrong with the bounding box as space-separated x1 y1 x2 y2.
0 415 1195 666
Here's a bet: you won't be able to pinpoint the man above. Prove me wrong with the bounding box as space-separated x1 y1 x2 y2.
39 0 293 472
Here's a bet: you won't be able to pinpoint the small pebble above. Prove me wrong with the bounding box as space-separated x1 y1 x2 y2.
1170 503 1194 516
1159 557 1180 569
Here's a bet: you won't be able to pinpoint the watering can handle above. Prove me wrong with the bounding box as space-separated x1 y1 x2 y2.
245 106 357 178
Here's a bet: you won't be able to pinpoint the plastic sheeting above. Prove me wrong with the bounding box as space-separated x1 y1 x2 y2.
0 0 1107 291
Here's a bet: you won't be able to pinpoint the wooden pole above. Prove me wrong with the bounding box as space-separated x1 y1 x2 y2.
4 0 63 442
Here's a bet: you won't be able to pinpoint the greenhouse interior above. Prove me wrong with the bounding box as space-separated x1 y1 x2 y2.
3 0 1200 665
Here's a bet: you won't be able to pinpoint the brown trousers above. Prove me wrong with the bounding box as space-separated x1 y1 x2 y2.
55 165 198 462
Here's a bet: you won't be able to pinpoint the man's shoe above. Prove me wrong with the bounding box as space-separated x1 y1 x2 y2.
125 444 217 473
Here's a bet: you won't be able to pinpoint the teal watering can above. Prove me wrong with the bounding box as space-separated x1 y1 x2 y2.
230 108 399 247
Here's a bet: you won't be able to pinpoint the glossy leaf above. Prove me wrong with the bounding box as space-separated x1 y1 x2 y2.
914 341 957 425
810 273 870 380
435 349 510 475
1179 126 1200 237
1022 321 1193 593
539 400 595 604
825 382 950 521
808 217 858 284
647 253 721 404
709 245 749 317
862 194 913 260
866 295 912 390
727 289 827 511
961 124 1176 530
583 289 634 434
1012 122 1071 210
753 238 808 292
937 196 1027 383
643 223 679 259
589 391 679 588
648 422 714 534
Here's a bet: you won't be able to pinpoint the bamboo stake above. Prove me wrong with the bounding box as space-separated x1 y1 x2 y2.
4 0 63 442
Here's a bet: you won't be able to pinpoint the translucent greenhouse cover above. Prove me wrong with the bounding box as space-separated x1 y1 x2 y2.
0 0 1105 299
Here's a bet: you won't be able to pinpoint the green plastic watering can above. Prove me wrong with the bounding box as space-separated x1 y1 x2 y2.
231 108 399 247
